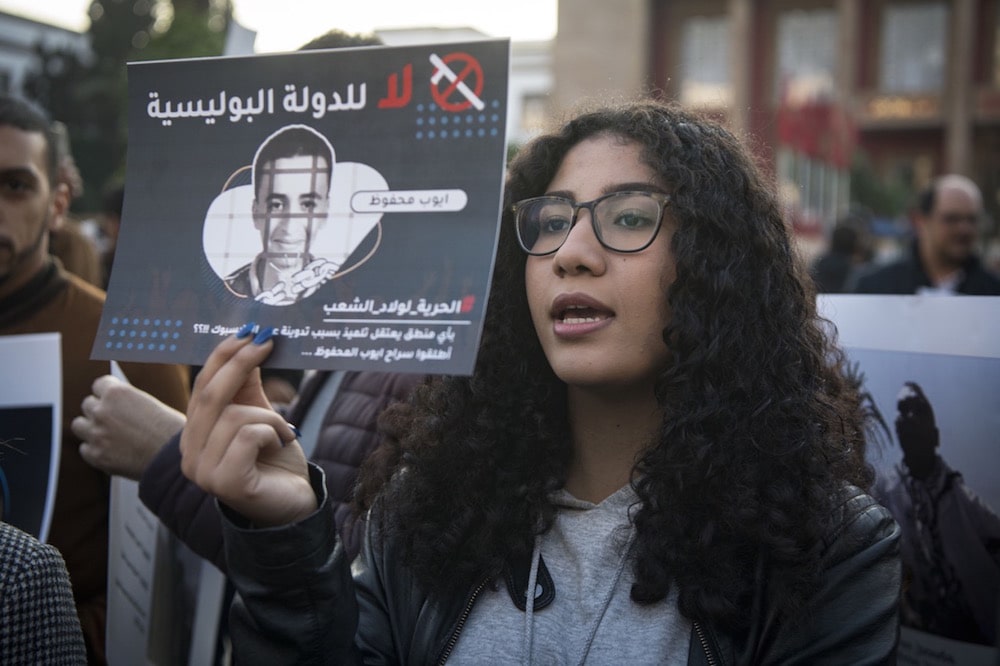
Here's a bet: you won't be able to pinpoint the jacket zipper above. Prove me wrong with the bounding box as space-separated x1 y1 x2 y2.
693 621 718 666
436 576 491 664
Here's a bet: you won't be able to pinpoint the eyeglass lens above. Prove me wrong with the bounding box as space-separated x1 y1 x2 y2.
516 192 663 254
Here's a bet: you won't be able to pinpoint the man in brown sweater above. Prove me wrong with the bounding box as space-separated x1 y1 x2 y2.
0 94 190 664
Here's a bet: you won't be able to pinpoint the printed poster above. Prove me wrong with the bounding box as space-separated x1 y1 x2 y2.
105 362 215 665
94 40 510 375
0 333 61 542
820 295 1000 661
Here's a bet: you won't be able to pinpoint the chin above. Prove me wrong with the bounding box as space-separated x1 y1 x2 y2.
551 364 655 395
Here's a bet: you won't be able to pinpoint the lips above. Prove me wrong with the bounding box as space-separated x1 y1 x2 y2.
270 237 303 249
551 293 614 324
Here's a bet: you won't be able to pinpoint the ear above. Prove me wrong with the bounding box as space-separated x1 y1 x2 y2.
48 182 71 231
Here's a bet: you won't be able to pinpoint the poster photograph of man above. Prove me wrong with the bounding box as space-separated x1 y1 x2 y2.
204 124 384 306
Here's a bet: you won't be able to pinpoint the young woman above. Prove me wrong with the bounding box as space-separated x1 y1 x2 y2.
181 100 900 664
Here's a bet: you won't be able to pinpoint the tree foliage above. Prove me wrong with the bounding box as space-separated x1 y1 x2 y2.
22 0 232 211
849 150 913 218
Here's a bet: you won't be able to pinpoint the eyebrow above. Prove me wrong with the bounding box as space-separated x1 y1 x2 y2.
544 181 668 199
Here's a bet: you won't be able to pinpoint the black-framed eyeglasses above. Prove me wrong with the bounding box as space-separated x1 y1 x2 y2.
513 191 670 256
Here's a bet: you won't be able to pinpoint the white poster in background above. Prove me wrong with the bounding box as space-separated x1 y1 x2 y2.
0 333 61 542
105 362 158 666
105 362 225 666
820 295 1000 662
106 471 157 666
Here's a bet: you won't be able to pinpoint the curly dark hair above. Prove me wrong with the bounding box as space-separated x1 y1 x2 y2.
357 99 872 630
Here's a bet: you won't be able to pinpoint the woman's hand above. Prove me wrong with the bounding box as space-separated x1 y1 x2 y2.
180 327 317 526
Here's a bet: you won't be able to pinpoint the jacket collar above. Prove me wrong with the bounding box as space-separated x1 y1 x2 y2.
0 259 67 329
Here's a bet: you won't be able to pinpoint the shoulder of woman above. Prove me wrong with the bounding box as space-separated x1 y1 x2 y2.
819 485 900 566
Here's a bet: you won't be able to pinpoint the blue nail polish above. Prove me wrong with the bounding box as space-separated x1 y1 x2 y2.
289 424 302 439
252 327 276 345
236 322 255 339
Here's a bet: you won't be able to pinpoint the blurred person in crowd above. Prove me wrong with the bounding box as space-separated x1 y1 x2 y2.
0 94 190 664
853 175 1000 294
176 100 899 663
0 518 87 664
810 214 872 293
47 121 102 287
874 381 1000 645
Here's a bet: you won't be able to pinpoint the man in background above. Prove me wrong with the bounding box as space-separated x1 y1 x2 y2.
853 174 1000 294
47 120 103 287
0 94 190 664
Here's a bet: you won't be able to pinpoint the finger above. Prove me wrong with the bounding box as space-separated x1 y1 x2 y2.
79 441 101 468
184 336 255 461
187 333 271 429
80 394 98 419
214 424 313 525
91 374 122 397
184 403 293 483
194 334 276 417
207 422 284 488
191 333 256 398
70 415 91 441
185 329 277 461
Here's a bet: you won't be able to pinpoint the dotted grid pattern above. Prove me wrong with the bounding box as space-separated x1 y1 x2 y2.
104 317 183 353
414 100 503 140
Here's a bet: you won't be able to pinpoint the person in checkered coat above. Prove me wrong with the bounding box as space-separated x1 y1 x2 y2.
0 521 86 664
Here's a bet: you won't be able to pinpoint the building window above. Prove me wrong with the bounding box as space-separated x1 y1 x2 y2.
519 93 549 136
880 2 948 94
680 16 732 107
775 9 838 103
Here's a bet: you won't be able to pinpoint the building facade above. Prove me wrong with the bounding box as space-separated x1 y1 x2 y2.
552 0 1000 230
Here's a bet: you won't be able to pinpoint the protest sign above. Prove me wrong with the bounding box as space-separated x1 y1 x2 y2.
820 295 1000 658
0 333 61 541
94 40 510 375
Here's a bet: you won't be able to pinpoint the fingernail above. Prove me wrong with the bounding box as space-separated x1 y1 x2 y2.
236 322 256 339
252 327 276 345
288 423 301 439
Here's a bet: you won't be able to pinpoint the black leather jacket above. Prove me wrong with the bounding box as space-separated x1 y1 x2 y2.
222 466 900 665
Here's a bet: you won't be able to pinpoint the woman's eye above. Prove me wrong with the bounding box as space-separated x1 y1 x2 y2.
612 210 653 229
0 177 33 195
540 215 571 234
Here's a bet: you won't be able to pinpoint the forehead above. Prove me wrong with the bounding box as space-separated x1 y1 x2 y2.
934 183 980 213
0 124 50 180
258 154 329 189
546 134 659 195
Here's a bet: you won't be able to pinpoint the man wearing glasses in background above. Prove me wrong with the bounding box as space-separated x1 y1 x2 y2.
853 174 1000 295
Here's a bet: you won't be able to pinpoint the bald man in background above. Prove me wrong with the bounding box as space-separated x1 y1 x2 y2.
853 174 1000 295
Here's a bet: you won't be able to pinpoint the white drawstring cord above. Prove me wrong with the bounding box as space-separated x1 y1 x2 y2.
522 538 542 665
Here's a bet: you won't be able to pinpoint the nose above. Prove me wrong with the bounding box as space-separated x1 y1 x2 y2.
551 207 606 276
